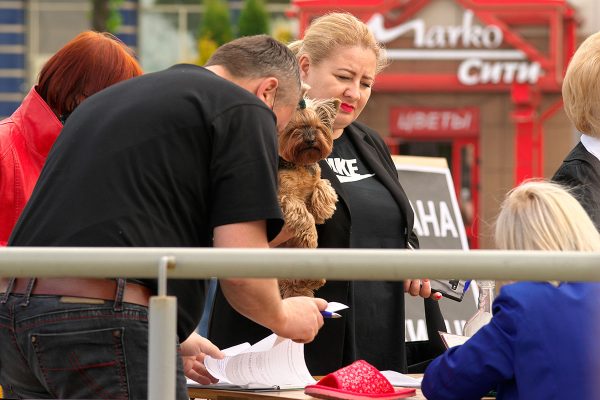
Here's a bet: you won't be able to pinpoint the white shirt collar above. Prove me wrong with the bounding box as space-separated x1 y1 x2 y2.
580 134 600 162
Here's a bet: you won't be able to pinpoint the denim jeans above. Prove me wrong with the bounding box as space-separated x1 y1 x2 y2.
0 292 188 399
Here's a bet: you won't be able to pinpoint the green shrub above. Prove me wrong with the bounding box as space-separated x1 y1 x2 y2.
196 35 218 65
199 0 233 46
237 0 270 37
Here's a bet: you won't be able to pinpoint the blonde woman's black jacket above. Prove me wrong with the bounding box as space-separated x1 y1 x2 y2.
553 141 600 230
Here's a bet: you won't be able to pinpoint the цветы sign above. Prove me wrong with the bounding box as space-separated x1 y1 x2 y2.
390 107 479 137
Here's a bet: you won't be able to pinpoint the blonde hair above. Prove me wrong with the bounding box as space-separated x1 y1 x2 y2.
562 31 600 137
495 180 600 252
289 12 388 74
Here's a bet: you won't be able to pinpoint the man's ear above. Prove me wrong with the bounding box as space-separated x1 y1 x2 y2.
256 77 279 108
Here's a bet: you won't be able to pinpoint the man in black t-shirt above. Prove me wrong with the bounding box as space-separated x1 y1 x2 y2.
2 35 326 400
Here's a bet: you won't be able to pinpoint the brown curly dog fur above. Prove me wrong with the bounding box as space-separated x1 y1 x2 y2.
277 97 340 298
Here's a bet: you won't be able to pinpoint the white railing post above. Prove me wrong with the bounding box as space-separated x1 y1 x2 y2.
148 256 177 400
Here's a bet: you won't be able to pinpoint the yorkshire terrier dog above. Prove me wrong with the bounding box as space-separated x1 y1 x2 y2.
277 96 341 298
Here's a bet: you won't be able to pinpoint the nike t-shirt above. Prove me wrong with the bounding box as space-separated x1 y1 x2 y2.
325 132 408 370
326 133 405 248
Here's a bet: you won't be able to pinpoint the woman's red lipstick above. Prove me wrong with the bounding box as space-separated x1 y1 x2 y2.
340 103 354 112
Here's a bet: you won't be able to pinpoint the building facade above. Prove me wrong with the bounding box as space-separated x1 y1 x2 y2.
292 0 584 248
1 0 600 248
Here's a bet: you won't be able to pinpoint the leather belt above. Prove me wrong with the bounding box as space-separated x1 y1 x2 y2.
0 278 151 307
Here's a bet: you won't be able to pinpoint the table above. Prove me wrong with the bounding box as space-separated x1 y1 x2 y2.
188 376 496 400
188 387 428 400
188 375 429 400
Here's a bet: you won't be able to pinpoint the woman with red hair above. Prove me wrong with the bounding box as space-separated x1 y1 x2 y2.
0 31 142 245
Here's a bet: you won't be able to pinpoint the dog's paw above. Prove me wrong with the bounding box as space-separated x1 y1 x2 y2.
281 196 316 232
310 179 338 223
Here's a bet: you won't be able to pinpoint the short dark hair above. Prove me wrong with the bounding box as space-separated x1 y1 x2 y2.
206 35 301 105
37 31 143 117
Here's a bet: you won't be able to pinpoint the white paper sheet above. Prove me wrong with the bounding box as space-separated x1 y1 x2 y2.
380 370 423 388
325 302 349 313
203 334 316 390
439 332 470 349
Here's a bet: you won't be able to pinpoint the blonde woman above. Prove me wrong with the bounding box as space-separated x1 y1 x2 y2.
553 30 600 230
209 12 444 375
422 180 600 400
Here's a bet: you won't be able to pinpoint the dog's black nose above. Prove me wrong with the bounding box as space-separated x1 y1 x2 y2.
302 128 315 142
305 139 316 146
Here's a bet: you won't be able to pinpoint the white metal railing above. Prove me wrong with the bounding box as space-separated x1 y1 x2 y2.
2 247 600 281
2 247 600 399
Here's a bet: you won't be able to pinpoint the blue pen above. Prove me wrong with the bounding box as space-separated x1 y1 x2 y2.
464 280 471 292
321 311 342 318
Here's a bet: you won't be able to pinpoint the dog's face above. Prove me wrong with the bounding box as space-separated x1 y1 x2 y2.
278 98 341 166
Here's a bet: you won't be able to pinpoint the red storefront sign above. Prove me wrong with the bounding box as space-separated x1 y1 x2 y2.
291 0 575 93
291 0 577 250
390 107 479 138
291 0 576 183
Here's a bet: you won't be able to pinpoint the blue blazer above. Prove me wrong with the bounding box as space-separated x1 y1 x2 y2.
422 282 600 400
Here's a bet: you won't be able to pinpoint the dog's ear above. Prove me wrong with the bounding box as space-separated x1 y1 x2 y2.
314 98 341 131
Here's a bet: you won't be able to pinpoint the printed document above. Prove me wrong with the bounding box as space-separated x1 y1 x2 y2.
200 334 316 390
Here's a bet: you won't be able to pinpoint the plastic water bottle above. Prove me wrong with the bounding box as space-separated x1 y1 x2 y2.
462 280 495 337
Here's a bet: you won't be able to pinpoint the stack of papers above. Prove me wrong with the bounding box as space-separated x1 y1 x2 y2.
188 334 316 391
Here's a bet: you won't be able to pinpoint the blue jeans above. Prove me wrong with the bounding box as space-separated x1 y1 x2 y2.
0 292 188 399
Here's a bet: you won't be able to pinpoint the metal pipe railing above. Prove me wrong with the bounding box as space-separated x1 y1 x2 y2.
1 247 600 281
2 247 600 399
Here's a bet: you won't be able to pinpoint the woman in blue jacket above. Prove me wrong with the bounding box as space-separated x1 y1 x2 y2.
421 180 600 399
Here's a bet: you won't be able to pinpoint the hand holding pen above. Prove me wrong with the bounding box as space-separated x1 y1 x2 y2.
320 302 349 319
321 311 342 318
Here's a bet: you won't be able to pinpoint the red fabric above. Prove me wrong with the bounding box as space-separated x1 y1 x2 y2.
0 87 62 245
319 360 395 394
305 360 416 399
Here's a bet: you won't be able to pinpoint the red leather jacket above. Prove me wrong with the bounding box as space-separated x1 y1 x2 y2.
0 87 62 245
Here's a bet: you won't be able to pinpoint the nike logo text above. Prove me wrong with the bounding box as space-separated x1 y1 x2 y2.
326 157 375 183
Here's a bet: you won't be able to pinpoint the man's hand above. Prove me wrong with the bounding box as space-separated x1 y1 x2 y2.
180 332 224 385
270 296 327 343
404 279 438 299
214 221 327 344
220 278 328 344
